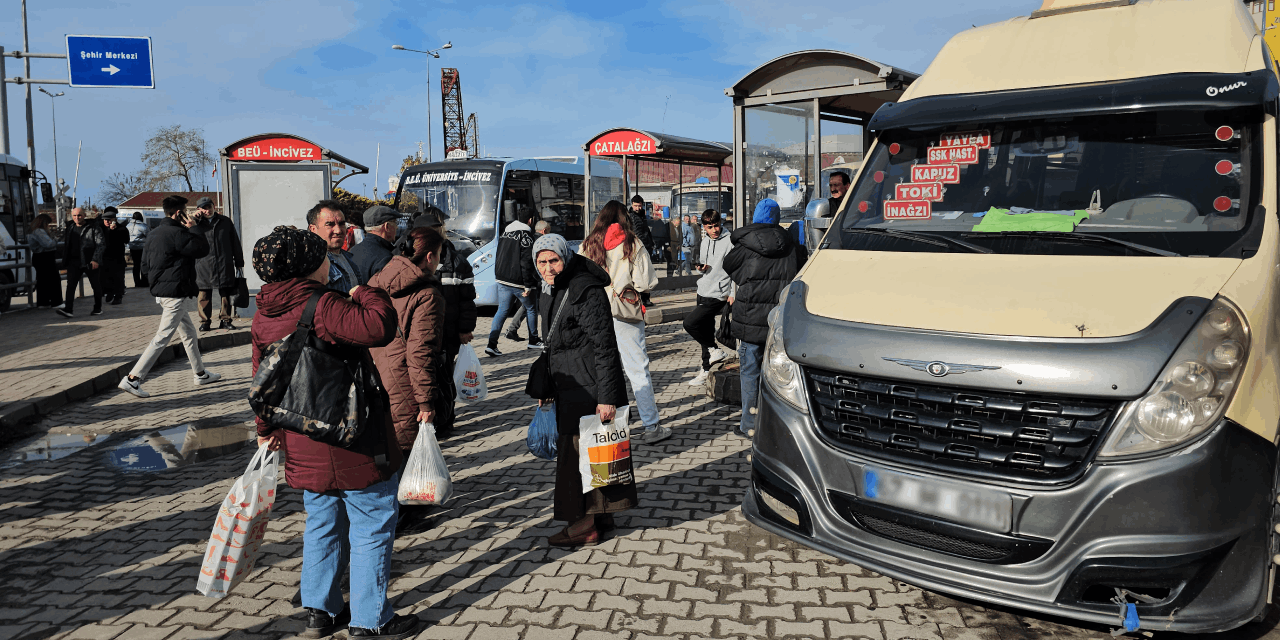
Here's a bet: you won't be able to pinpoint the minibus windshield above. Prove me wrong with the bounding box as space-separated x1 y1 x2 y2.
398 166 503 246
832 109 1258 257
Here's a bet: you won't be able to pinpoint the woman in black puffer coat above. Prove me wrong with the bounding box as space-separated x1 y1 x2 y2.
530 234 634 548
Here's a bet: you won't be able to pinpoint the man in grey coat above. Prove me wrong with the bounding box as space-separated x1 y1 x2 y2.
193 197 244 331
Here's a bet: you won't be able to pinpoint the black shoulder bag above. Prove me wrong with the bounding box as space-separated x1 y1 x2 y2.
248 290 372 448
524 291 569 400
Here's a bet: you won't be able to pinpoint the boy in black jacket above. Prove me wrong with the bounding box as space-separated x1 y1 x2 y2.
486 210 541 356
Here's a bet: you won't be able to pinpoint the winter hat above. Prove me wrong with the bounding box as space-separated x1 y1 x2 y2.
752 198 780 224
630 194 644 205
252 226 328 283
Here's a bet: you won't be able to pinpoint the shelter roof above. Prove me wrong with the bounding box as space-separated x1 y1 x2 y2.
583 128 732 164
727 50 919 120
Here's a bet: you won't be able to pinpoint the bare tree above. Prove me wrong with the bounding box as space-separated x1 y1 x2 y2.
98 170 166 205
140 125 214 191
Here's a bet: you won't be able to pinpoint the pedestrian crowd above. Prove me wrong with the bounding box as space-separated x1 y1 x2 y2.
16 191 807 639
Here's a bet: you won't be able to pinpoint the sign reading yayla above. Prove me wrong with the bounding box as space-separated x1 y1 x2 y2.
589 130 658 156
229 137 323 162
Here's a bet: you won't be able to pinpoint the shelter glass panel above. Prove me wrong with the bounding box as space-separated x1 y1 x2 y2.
819 119 865 201
673 163 731 222
745 103 815 223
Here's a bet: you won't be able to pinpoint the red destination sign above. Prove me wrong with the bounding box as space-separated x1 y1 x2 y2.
911 164 961 184
928 145 979 165
895 182 943 202
229 137 323 162
883 200 931 220
589 130 658 156
939 130 991 149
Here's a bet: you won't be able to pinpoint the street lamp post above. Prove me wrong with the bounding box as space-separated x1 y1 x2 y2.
38 87 63 188
391 41 452 163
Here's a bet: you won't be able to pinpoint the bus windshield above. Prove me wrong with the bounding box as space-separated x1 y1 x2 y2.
397 163 503 246
832 109 1258 257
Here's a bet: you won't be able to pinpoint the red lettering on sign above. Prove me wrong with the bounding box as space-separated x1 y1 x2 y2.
883 200 931 220
588 130 659 156
228 137 323 163
928 145 979 165
911 164 961 184
895 182 943 202
938 130 991 149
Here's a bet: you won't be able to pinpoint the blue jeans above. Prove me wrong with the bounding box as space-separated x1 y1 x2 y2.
489 284 538 346
613 318 660 429
739 341 764 436
301 473 399 630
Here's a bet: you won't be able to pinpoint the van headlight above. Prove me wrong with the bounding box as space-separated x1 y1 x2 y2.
763 306 807 412
1099 297 1249 457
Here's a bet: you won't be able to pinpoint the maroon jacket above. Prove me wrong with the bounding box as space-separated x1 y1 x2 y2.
251 277 402 493
368 257 445 453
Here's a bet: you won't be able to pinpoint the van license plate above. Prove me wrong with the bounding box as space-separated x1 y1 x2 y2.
861 467 1012 533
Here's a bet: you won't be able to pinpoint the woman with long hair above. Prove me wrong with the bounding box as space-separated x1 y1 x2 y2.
368 225 451 535
579 200 666 442
27 214 62 308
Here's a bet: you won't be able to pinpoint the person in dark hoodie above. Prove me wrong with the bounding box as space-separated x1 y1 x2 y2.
628 195 656 256
486 210 541 356
249 226 420 640
530 233 633 547
723 198 807 437
100 207 131 305
369 226 450 535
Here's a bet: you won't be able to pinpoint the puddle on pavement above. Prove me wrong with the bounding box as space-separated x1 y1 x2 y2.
2 433 111 467
105 420 256 473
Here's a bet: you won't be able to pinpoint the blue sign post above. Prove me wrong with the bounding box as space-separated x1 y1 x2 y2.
65 35 154 89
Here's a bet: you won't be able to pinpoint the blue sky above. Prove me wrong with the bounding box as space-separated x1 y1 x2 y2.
1 0 1034 205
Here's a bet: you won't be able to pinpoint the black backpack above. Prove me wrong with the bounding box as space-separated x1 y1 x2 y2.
248 290 385 448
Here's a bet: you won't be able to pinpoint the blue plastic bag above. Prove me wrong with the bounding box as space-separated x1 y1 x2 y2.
527 403 558 460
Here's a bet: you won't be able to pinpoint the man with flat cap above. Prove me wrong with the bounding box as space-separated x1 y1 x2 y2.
194 196 244 331
349 204 400 284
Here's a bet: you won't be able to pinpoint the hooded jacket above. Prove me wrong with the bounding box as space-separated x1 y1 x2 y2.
251 277 402 493
494 220 539 289
723 223 808 345
368 257 445 453
102 222 131 264
537 253 628 410
629 208 655 254
437 240 478 349
696 231 734 300
578 223 658 321
143 217 209 298
194 214 244 289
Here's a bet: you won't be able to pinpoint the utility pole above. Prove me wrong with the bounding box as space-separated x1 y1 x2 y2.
0 46 8 155
22 0 36 214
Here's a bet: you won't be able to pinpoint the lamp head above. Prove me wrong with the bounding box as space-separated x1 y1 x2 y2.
392 45 405 50
442 42 452 49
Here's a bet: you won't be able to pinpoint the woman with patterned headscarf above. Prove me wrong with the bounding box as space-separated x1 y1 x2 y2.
248 225 422 639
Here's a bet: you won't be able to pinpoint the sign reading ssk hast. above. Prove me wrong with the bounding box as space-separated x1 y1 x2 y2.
65 35 154 89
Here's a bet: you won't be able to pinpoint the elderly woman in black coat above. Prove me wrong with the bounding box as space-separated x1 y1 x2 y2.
531 233 636 547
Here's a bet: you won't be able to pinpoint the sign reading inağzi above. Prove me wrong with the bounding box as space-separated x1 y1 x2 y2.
230 137 322 162
589 130 658 156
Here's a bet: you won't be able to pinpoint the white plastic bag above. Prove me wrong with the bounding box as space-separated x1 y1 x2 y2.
397 422 453 505
453 344 487 403
578 406 634 494
196 446 279 598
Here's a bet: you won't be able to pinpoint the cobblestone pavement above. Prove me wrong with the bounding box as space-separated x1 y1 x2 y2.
1 318 1277 640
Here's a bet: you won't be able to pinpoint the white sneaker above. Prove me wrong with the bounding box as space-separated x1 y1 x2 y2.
687 370 710 386
708 348 728 365
118 376 149 398
194 371 221 386
643 425 673 444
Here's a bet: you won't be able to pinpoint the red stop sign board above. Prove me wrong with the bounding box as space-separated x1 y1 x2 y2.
228 136 323 162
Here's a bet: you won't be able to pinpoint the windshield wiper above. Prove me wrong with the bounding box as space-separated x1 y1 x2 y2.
845 227 992 254
961 231 1181 257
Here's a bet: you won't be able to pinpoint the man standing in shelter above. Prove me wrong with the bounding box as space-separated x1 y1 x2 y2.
628 195 655 256
486 210 540 356
194 197 244 331
349 205 400 284
118 195 222 398
683 209 734 387
724 199 807 437
56 207 105 318
307 200 360 293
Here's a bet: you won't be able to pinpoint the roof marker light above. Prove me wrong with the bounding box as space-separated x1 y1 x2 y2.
888 143 900 155
1215 160 1234 176
1213 196 1234 212
873 171 884 183
1215 126 1234 142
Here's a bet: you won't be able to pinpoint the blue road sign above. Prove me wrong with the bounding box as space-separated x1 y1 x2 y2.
65 35 154 89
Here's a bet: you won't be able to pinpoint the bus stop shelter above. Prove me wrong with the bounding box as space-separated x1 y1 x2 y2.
583 128 732 229
725 50 919 228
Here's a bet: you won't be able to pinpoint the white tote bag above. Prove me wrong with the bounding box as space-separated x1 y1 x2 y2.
397 422 454 505
453 344 488 403
196 447 279 598
578 406 635 493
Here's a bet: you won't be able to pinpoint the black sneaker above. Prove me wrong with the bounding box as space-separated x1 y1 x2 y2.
303 605 350 639
108 297 122 306
504 331 525 342
199 322 213 332
349 614 421 639
484 346 502 357
55 308 73 318
219 320 237 330
90 308 103 316
527 340 544 350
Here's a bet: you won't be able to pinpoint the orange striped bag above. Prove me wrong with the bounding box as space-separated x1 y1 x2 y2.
578 407 635 493
196 447 279 597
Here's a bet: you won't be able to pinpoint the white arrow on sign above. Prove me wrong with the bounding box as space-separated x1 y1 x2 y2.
101 64 119 75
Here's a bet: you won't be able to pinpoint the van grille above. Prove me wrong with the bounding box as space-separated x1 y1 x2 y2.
806 368 1118 483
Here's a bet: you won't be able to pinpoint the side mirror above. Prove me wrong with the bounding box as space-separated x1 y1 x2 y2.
804 198 830 219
